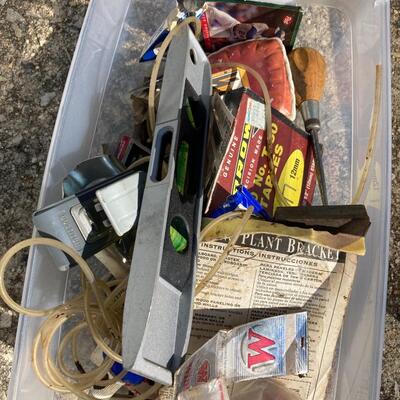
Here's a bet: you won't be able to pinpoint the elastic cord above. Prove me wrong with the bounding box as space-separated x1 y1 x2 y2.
195 207 254 295
57 322 113 381
0 238 95 317
84 286 123 363
200 211 245 241
352 65 382 204
0 238 128 398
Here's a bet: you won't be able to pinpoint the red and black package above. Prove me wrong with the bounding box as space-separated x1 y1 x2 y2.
205 88 317 216
201 1 303 52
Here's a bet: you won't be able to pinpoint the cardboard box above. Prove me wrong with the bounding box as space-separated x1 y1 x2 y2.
205 88 316 215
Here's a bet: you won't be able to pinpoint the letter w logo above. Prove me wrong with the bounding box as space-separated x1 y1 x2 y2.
247 328 276 368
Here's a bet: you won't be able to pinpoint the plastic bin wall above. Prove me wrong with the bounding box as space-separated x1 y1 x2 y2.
7 0 391 399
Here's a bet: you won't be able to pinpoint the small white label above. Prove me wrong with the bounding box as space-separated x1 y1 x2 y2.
246 98 265 130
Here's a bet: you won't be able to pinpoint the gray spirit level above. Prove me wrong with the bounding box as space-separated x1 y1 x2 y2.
122 25 211 384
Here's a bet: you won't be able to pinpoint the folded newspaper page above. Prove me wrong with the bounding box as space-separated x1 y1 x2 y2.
158 213 365 400
189 225 358 400
175 312 307 396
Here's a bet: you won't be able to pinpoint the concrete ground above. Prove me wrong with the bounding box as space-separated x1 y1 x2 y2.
381 2 400 399
0 1 398 399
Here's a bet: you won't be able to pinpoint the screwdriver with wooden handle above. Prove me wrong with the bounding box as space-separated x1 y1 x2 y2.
289 47 328 205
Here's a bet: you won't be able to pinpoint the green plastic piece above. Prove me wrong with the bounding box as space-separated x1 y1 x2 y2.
185 100 196 129
170 225 188 252
176 141 189 195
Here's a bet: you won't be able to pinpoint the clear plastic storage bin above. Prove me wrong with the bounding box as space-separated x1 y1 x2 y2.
7 0 391 399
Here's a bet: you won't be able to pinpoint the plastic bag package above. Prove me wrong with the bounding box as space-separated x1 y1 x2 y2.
230 378 302 400
177 378 230 400
178 378 302 400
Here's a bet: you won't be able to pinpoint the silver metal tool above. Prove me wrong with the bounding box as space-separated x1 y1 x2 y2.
122 25 211 385
33 167 146 271
300 100 328 206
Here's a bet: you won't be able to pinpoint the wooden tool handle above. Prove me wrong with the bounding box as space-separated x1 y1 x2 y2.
289 47 327 107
